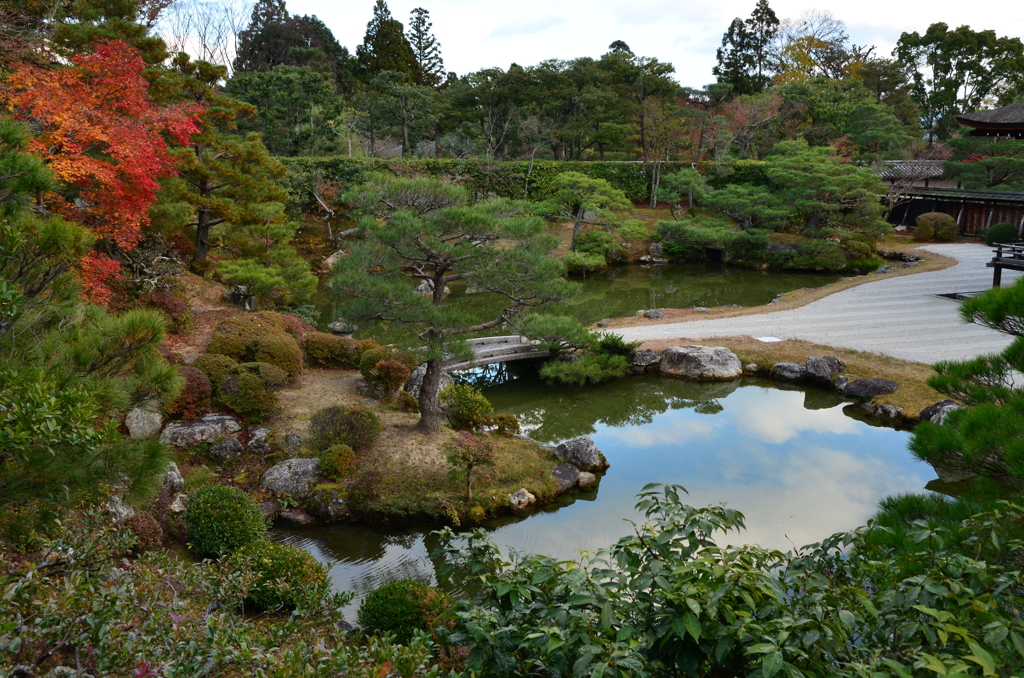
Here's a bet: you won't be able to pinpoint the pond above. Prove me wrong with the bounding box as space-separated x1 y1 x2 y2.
273 366 935 612
313 263 841 343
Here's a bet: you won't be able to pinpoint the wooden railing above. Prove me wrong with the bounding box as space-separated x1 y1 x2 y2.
987 243 1024 286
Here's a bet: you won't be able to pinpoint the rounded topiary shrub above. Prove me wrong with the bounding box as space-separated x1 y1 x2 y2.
308 406 382 452
916 212 958 242
193 353 238 393
218 372 276 422
185 485 266 559
124 512 163 552
304 332 358 368
359 346 419 384
228 541 327 611
254 336 304 379
233 361 289 390
492 413 521 437
986 222 1019 246
206 313 304 379
357 579 452 643
439 384 494 432
142 289 193 333
166 365 212 420
317 443 357 481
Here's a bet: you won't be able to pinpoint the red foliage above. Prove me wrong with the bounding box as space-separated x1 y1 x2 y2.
142 289 192 332
5 40 201 250
167 365 212 420
79 252 123 307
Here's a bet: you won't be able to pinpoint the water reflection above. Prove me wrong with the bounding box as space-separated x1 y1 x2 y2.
274 372 934 611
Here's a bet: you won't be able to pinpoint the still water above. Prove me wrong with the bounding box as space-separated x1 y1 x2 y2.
314 263 841 343
274 368 934 609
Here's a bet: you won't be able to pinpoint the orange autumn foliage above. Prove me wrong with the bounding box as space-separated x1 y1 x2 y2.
5 40 200 251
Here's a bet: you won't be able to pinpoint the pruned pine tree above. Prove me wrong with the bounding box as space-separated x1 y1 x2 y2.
407 7 445 87
333 174 577 431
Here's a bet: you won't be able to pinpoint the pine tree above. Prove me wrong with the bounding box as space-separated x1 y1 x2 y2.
233 0 292 72
407 7 445 87
713 18 755 95
355 0 419 81
745 0 779 90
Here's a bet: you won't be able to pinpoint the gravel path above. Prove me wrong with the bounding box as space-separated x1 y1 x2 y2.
615 244 1021 365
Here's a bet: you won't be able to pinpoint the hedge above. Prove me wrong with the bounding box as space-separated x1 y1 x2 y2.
278 157 693 213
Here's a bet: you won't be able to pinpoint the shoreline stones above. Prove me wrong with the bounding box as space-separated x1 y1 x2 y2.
509 488 537 511
805 356 846 383
160 414 241 448
304 484 353 522
551 463 580 492
578 472 597 488
260 458 320 498
919 399 961 424
660 345 742 381
841 378 899 398
327 319 359 336
771 362 807 381
554 435 609 472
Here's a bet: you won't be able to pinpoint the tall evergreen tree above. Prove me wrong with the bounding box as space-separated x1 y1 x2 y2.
746 0 779 89
233 0 292 72
356 0 419 81
407 7 445 87
713 18 754 95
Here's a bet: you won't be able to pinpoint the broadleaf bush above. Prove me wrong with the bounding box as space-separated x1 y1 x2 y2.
308 406 382 451
185 484 266 559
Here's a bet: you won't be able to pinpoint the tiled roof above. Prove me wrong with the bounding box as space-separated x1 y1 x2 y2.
875 160 945 179
957 102 1024 127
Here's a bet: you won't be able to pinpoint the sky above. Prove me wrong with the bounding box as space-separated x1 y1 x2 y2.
283 0 1024 88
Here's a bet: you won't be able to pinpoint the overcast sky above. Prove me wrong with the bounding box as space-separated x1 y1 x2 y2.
282 0 1024 87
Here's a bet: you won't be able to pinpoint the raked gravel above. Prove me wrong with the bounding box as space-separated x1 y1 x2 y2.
614 244 1022 365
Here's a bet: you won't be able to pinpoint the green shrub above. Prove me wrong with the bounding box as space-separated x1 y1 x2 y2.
218 372 276 422
915 212 958 241
359 345 419 384
307 406 382 451
192 353 238 393
986 222 1019 246
841 239 873 259
539 352 631 385
206 313 303 379
318 444 356 481
123 512 163 552
233 361 289 389
438 384 494 432
166 365 212 420
185 485 266 559
228 541 328 611
787 240 847 270
564 250 606 274
616 220 649 241
492 413 521 437
595 333 641 357
304 332 358 368
396 390 419 412
183 464 218 491
575 231 615 257
357 579 452 643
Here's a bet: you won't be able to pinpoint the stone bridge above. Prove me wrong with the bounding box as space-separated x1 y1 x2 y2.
444 335 550 372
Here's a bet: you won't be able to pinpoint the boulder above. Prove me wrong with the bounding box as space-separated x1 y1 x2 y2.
874 265 893 275
247 427 273 454
919 399 961 425
209 437 243 463
125 406 164 439
805 356 847 383
224 285 255 311
160 414 241 448
660 346 742 381
834 375 849 391
259 498 281 519
772 362 807 381
691 307 710 313
842 378 899 398
551 463 580 493
305 484 352 522
875 404 906 423
577 471 597 488
327 319 359 336
743 363 758 374
323 249 347 269
414 279 451 297
162 462 184 494
555 435 609 472
643 309 666 319
632 349 662 368
168 494 188 513
107 496 134 523
648 242 664 258
278 508 316 526
260 458 321 498
404 363 454 399
509 488 537 511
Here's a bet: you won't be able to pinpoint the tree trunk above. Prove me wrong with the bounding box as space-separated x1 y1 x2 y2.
416 356 445 432
466 470 473 503
193 206 211 263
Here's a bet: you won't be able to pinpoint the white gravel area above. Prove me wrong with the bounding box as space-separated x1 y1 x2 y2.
615 244 1022 365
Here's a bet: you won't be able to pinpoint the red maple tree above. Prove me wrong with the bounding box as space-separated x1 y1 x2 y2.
5 40 200 251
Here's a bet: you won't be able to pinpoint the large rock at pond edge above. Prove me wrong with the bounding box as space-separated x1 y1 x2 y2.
772 362 807 381
209 436 243 463
841 378 899 398
125 406 164 439
555 436 609 472
327 319 359 336
160 414 241 448
578 472 597 488
162 462 184 494
551 463 580 493
278 508 316 526
509 488 536 511
304 485 353 522
805 356 846 383
659 346 742 381
632 349 662 368
260 458 321 498
919 399 961 425
404 363 454 399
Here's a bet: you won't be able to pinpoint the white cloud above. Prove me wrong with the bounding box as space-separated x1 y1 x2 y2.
488 15 569 40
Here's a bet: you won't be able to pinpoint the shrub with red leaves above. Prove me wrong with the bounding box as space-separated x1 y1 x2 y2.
123 511 163 552
166 365 212 420
142 289 192 333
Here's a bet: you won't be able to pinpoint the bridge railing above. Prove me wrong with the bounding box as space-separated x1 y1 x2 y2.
987 243 1024 287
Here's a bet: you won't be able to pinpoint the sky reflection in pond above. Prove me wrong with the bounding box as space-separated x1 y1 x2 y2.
274 371 935 609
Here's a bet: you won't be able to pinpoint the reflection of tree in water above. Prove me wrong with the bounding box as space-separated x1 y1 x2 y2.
482 373 741 443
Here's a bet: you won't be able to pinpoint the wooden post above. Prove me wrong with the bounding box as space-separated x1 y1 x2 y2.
987 205 996 229
956 203 964 225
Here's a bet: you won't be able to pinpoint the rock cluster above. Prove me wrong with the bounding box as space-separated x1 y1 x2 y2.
260 458 321 498
660 346 742 381
555 436 610 472
160 414 240 448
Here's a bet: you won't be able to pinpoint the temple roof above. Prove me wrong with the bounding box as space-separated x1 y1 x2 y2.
957 102 1024 129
